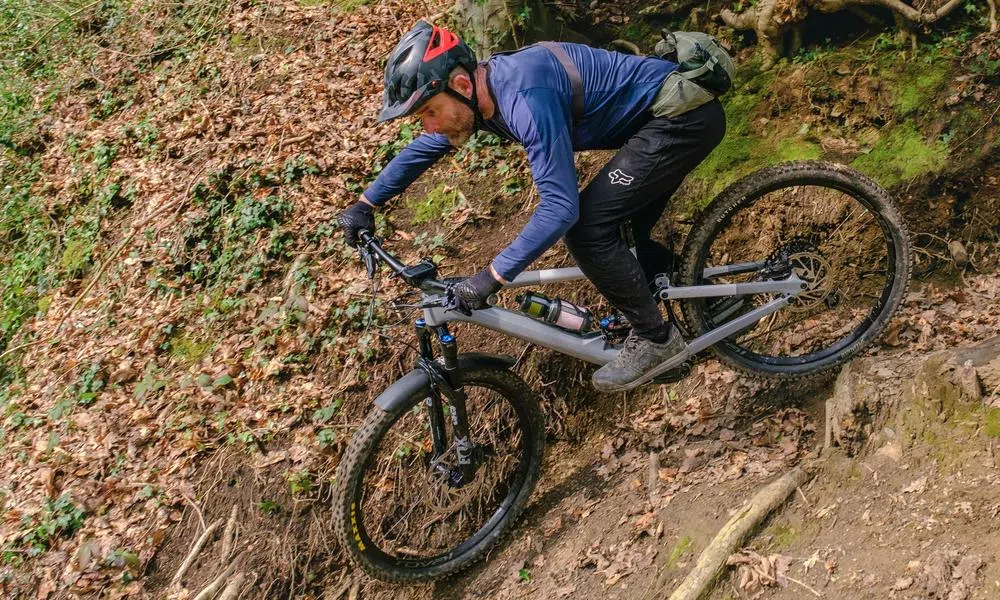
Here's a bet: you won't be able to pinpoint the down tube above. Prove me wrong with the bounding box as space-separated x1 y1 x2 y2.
423 306 618 366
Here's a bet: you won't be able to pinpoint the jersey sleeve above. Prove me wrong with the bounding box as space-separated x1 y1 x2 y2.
362 133 453 206
491 89 579 281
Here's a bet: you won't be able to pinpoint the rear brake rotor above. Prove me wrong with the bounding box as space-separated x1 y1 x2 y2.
786 250 834 312
763 239 834 312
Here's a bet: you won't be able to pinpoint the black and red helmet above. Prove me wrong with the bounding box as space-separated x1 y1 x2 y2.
378 21 478 123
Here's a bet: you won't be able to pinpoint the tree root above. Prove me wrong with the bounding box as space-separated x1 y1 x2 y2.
221 506 238 562
719 0 987 66
847 5 885 25
192 564 235 600
217 571 246 600
325 573 357 600
664 464 815 600
609 39 642 56
171 518 223 588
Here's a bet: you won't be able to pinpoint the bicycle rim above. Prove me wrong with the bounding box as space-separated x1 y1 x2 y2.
680 165 908 373
350 375 536 572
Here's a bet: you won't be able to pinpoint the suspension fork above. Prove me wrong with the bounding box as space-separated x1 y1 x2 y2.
415 319 448 458
415 320 476 485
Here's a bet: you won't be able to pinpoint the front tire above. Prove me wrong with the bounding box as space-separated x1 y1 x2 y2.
333 367 544 583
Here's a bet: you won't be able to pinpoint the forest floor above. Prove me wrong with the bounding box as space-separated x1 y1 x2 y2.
345 220 1000 600
1 1 998 599
359 240 1000 600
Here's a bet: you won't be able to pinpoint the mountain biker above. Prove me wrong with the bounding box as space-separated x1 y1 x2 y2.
338 21 726 392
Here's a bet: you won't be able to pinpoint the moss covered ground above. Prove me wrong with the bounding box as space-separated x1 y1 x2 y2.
679 32 997 213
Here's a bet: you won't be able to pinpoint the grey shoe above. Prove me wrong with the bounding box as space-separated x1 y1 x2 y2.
592 326 688 392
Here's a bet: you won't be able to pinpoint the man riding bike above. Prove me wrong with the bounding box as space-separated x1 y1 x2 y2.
339 21 726 392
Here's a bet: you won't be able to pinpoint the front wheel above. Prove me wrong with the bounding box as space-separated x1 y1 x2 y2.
333 367 544 583
678 161 911 378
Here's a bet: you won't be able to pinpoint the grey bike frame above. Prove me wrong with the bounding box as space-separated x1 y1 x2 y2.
423 264 806 368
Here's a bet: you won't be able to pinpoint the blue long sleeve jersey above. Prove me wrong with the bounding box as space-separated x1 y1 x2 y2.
362 43 678 281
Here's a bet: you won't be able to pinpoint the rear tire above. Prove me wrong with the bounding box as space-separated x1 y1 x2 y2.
333 367 544 583
677 161 911 378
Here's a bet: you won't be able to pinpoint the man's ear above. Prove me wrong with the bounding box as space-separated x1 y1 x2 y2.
450 70 474 99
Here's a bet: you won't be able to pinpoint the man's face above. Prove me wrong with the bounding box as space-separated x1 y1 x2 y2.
415 90 474 147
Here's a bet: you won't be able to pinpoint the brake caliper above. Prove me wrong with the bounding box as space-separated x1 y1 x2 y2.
764 239 834 311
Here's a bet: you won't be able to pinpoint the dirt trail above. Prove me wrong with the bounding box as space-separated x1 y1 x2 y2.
353 249 1000 600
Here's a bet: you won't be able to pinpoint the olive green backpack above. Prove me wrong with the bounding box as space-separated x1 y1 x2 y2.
649 29 735 118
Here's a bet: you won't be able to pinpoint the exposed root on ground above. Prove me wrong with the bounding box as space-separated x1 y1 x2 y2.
171 519 223 588
661 463 815 600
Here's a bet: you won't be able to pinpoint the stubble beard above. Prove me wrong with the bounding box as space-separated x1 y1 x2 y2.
444 104 475 147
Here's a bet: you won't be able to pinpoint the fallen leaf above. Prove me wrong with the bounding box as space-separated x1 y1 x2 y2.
902 476 928 494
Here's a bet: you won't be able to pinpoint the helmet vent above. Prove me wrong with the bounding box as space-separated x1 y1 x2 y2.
422 26 460 62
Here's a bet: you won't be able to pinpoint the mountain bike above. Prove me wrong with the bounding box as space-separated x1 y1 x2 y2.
332 161 911 583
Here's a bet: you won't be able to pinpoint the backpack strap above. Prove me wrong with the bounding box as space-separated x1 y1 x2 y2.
678 54 720 82
537 41 584 123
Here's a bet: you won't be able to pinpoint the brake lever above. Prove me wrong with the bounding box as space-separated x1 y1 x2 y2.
443 285 472 316
357 243 378 279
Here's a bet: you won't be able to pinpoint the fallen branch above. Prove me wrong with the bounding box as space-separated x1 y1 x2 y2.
171 518 224 588
786 573 823 596
666 464 814 600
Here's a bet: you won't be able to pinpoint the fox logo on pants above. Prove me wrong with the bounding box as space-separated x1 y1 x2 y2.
608 169 633 186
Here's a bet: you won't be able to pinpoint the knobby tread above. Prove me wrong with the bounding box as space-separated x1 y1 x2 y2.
676 160 912 381
332 367 544 583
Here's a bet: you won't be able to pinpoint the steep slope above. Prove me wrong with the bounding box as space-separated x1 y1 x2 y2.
0 2 997 598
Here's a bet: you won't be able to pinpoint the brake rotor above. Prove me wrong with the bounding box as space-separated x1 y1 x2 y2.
764 239 834 312
787 250 834 311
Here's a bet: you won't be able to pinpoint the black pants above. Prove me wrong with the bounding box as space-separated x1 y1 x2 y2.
565 100 726 339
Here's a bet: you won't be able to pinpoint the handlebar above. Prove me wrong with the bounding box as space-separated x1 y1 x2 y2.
356 230 449 294
358 230 406 273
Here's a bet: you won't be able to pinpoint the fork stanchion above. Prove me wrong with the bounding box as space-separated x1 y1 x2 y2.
415 318 433 360
436 325 460 384
433 325 476 483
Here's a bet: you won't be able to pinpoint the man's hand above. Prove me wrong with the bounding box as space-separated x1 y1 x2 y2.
338 199 375 247
450 269 503 314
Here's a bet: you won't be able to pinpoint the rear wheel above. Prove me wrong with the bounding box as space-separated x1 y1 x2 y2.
333 367 544 582
678 161 911 378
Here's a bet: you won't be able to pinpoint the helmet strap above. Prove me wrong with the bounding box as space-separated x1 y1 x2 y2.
443 66 484 130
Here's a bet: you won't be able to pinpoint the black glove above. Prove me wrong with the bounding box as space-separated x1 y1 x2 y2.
338 200 375 247
449 269 503 314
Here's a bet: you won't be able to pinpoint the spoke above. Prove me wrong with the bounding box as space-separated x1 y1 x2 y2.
359 382 525 560
699 183 891 361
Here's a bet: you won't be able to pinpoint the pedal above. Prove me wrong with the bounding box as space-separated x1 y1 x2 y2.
651 360 692 384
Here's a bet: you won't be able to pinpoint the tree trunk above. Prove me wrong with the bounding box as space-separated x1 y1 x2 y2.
452 0 588 57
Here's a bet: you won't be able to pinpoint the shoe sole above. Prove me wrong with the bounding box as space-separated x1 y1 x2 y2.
593 349 692 393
